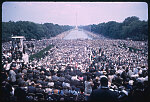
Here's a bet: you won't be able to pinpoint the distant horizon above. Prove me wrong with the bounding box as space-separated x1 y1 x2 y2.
2 15 147 26
2 2 148 26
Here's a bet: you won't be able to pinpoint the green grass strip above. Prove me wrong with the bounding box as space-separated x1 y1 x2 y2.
29 44 54 61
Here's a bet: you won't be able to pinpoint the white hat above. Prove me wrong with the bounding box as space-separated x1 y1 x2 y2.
103 71 107 74
37 67 41 69
109 89 114 91
48 82 54 87
5 61 8 63
17 59 20 62
100 75 107 80
54 69 58 72
122 90 128 96
45 88 52 93
65 83 70 88
46 68 49 71
12 59 15 62
41 71 45 74
46 76 51 80
20 59 24 62
39 85 42 88
61 67 65 71
129 80 134 85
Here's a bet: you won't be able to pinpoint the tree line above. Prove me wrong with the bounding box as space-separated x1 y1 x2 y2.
79 16 148 41
2 21 73 42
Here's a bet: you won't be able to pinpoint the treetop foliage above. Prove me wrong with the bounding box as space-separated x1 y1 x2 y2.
2 16 148 42
2 21 73 42
79 16 148 41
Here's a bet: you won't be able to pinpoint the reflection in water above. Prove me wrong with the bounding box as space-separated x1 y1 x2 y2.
63 29 92 40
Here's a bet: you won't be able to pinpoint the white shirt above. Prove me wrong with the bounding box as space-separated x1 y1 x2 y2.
5 63 11 70
84 81 93 94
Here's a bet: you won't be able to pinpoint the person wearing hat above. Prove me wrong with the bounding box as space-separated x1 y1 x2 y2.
89 76 119 102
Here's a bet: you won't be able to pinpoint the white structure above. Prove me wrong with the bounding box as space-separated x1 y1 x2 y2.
11 36 29 63
75 11 78 30
11 36 25 52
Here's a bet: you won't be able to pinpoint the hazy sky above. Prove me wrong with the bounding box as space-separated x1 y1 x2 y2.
2 2 148 26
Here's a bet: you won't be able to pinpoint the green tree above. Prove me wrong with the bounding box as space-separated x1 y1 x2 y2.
80 16 148 41
2 21 73 42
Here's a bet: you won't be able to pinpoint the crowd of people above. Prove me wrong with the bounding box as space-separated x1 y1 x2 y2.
1 30 149 102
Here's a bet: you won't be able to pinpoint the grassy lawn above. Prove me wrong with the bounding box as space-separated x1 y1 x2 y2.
29 44 54 61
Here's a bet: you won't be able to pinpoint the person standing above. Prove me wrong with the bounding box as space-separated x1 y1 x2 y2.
84 76 94 101
9 68 16 85
89 76 119 102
